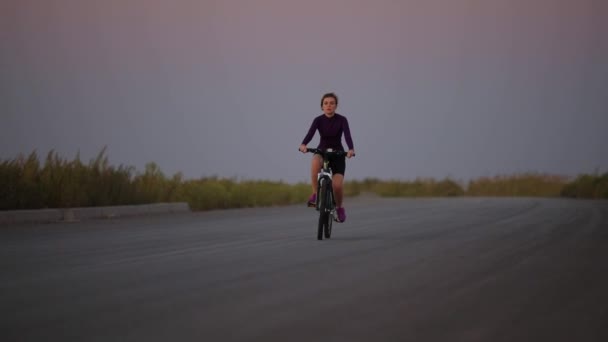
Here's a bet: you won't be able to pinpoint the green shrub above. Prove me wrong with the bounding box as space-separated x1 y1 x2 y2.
561 172 608 199
466 173 566 197
362 178 464 197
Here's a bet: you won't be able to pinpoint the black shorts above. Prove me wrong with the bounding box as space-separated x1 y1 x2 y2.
315 153 346 175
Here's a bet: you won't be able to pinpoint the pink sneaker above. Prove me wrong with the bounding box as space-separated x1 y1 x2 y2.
336 207 346 222
307 193 316 207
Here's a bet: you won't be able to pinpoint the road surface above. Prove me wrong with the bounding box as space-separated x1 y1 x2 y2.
2 197 607 341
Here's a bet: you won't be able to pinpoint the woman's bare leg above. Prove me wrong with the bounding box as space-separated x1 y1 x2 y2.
333 174 344 207
310 154 322 194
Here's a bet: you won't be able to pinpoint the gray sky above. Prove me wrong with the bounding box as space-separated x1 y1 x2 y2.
2 0 607 183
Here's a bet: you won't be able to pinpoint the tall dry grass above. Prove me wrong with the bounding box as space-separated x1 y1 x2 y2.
1 149 605 211
0 148 310 211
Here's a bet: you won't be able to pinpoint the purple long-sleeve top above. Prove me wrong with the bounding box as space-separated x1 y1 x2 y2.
301 113 354 151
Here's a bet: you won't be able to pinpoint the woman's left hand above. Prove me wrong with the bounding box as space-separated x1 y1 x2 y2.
347 149 355 158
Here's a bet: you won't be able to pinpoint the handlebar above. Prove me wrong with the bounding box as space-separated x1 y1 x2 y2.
300 148 354 157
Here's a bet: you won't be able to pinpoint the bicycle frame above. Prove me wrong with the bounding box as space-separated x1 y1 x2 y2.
313 150 342 221
316 162 335 213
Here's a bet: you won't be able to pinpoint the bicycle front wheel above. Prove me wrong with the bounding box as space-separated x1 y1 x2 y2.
324 188 333 238
317 178 329 240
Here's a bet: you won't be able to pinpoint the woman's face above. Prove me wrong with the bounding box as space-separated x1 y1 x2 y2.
322 97 337 116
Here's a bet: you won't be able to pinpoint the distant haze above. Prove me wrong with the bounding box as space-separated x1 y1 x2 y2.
2 0 607 183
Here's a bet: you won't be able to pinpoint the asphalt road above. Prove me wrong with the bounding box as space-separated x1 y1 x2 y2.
2 197 607 341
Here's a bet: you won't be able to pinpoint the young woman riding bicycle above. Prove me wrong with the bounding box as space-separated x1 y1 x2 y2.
298 92 355 223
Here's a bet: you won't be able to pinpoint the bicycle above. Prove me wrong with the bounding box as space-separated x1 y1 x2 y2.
302 148 348 240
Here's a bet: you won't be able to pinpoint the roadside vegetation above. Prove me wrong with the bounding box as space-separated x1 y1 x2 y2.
344 177 465 197
1 149 606 211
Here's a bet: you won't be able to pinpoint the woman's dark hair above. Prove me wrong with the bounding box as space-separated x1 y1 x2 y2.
320 92 338 107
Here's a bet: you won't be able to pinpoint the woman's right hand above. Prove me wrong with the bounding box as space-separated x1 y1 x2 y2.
299 144 307 153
